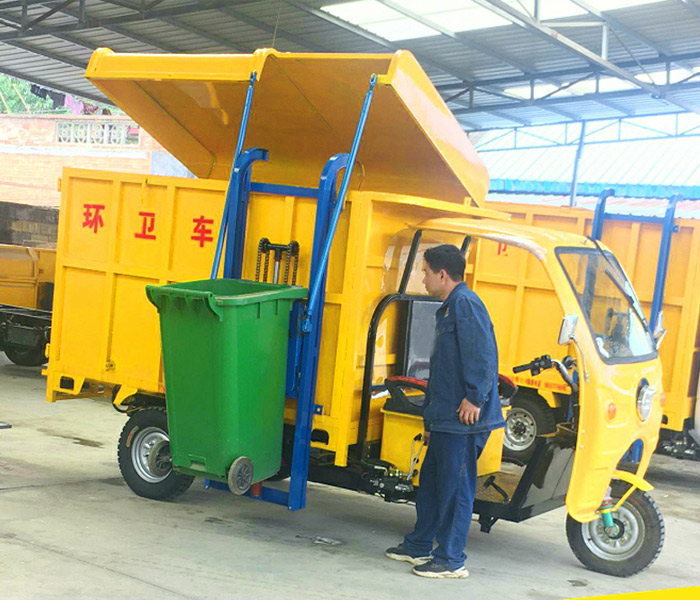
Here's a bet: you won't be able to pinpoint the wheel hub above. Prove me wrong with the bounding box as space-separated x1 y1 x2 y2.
504 409 536 450
583 505 644 561
147 439 172 478
131 426 171 483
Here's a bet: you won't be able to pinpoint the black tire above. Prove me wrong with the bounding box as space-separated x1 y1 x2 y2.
5 346 47 367
117 407 194 501
566 481 665 577
503 393 556 462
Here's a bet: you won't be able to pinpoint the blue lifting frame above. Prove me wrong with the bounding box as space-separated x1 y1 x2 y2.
591 189 685 464
204 73 378 510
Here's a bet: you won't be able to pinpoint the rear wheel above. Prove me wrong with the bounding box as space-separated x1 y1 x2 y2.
566 481 665 577
5 346 47 367
117 407 193 501
503 393 556 462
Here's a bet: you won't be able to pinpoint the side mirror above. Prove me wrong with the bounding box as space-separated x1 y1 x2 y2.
558 314 578 346
653 311 667 348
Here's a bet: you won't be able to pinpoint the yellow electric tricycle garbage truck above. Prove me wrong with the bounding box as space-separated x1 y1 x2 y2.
46 49 664 577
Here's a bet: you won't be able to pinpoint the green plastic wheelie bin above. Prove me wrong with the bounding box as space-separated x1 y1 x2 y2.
146 279 307 495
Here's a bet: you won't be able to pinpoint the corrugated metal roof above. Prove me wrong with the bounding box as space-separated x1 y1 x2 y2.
482 136 700 187
0 1 699 130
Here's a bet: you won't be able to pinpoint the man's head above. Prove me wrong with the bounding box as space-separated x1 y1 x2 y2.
422 244 465 300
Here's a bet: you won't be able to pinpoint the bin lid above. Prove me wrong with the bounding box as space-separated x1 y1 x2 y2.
86 48 489 206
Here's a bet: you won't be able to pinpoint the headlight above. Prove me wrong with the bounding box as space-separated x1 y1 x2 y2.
636 380 655 422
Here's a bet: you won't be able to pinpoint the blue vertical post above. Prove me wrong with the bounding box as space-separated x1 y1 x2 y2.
286 157 346 512
211 72 257 279
222 148 268 279
288 75 378 511
649 195 682 328
591 188 615 240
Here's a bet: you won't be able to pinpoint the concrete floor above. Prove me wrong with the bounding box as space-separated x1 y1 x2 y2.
1 353 699 600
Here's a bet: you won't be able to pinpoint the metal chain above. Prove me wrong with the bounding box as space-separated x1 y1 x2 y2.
255 238 266 282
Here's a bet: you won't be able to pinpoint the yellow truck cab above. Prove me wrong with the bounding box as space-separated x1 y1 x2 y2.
483 199 700 467
45 48 665 577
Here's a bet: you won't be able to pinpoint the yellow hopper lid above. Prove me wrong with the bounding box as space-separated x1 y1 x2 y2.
86 48 489 206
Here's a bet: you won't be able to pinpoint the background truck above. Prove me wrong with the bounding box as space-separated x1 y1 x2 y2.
0 243 54 365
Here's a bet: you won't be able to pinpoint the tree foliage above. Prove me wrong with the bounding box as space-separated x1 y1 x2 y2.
0 74 69 114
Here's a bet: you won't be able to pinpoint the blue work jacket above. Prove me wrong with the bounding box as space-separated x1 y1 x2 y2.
423 282 506 435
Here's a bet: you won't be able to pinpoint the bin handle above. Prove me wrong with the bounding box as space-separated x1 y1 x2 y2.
146 286 224 321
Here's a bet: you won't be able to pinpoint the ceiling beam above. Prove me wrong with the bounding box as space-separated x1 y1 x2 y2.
486 110 532 126
678 0 700 20
36 2 184 52
217 5 328 52
451 79 700 116
0 0 243 41
1 38 88 69
0 8 93 50
569 0 696 72
159 16 248 52
97 0 252 52
375 0 527 76
473 0 700 115
437 49 700 91
473 0 655 94
351 0 627 120
282 0 480 86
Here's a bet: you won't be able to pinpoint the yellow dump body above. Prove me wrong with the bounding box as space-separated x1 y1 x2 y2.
485 201 700 435
47 48 507 468
0 244 56 310
46 169 503 468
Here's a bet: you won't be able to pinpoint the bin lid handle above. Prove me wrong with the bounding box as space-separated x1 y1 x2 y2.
146 286 224 321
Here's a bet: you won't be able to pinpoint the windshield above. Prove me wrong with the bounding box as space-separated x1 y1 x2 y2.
557 247 656 362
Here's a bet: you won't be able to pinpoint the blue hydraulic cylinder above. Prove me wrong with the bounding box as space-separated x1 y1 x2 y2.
302 74 378 333
211 72 258 279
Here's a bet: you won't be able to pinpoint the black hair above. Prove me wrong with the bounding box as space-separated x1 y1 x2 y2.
423 244 465 282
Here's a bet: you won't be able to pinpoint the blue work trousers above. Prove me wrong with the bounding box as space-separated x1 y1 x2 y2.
402 430 489 570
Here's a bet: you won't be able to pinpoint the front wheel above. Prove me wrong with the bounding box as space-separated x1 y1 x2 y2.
566 481 665 577
117 407 194 501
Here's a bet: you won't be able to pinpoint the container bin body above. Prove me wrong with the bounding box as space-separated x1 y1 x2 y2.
147 279 306 483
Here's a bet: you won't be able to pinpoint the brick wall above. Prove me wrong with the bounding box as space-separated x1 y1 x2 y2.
0 115 166 209
0 201 58 246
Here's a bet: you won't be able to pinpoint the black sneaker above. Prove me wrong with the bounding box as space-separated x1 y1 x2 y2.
412 559 469 579
385 544 431 566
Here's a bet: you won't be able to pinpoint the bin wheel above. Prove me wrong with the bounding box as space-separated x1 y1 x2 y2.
566 481 665 577
117 407 194 501
503 393 556 462
5 346 47 367
228 456 254 496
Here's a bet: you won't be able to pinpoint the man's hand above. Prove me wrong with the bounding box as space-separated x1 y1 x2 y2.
457 398 480 425
423 431 430 445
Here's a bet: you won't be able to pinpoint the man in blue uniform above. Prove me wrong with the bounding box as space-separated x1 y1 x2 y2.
386 244 505 578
